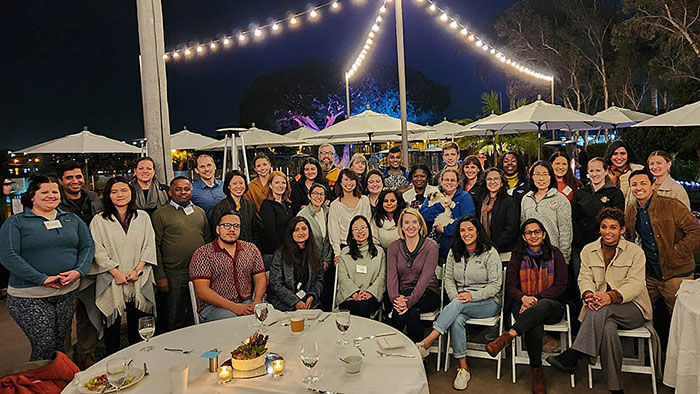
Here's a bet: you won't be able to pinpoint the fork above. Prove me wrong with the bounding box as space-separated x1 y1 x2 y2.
143 363 149 376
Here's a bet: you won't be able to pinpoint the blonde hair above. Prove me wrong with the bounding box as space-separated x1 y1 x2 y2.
439 167 460 184
397 208 428 239
265 171 291 202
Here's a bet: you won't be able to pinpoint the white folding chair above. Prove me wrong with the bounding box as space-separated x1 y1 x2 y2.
420 265 445 371
587 326 657 394
444 267 507 379
188 281 200 325
511 303 575 388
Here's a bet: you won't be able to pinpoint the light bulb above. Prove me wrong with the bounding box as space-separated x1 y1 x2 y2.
254 28 262 36
238 33 245 41
482 44 488 51
290 17 298 24
332 1 339 9
380 5 386 13
372 24 379 31
440 13 448 21
376 16 382 22
450 21 458 29
163 54 169 60
196 45 203 53
368 31 375 38
173 51 179 58
363 44 370 49
468 34 475 41
272 23 279 31
310 9 318 18
429 4 436 12
210 42 216 49
366 38 372 44
185 48 191 55
475 40 482 47
490 48 496 54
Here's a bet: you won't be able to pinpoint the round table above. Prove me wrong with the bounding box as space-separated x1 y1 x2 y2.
62 313 429 394
664 287 700 393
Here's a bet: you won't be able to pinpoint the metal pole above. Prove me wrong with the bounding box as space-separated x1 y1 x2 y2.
394 0 409 166
221 134 228 181
550 78 555 104
345 75 351 119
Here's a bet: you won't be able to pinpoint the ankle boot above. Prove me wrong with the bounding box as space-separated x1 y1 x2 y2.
531 367 546 394
486 332 514 357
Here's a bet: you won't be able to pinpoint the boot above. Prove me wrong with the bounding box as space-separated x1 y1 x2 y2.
486 332 514 357
531 366 546 394
545 348 580 375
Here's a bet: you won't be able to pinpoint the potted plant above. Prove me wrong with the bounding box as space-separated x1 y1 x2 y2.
230 332 269 371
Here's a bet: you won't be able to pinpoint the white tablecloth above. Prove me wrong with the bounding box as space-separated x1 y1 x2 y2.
664 280 700 393
62 314 429 394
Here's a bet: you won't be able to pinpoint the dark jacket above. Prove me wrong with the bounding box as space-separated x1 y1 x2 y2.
290 180 311 215
506 248 568 304
476 193 519 253
59 189 103 226
509 180 529 205
268 249 324 311
259 199 293 255
465 182 486 208
210 196 260 245
420 188 476 258
625 193 700 280
571 182 625 250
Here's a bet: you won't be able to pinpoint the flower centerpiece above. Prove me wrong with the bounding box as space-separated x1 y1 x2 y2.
230 332 269 371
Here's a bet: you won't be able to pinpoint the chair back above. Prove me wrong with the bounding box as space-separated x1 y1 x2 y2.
188 281 200 325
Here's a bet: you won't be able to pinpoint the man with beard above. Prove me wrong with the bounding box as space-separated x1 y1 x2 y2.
190 212 267 323
498 151 530 204
152 177 210 331
318 144 341 188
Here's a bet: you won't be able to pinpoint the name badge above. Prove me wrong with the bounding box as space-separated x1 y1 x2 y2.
356 265 368 274
183 206 195 216
562 186 573 195
296 289 307 299
44 220 62 230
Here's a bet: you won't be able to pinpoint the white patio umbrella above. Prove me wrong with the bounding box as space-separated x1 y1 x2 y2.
593 106 654 128
285 126 319 141
170 126 218 150
430 118 468 140
15 126 141 154
469 98 610 159
633 100 700 127
307 109 430 142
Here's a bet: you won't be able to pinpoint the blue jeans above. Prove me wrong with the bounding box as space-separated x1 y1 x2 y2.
433 298 500 358
199 299 252 323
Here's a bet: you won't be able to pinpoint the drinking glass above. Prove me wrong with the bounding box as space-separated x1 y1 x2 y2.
106 358 130 393
254 303 269 332
335 310 351 345
138 316 156 351
300 341 319 384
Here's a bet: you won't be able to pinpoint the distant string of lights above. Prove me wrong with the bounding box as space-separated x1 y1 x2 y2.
415 0 553 82
163 0 345 61
345 0 389 80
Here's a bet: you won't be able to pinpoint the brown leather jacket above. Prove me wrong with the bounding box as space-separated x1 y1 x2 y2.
625 193 700 280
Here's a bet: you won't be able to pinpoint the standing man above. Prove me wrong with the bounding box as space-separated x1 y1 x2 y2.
625 169 700 318
192 154 226 221
190 212 267 323
383 146 410 192
318 144 341 188
434 141 462 184
57 161 102 369
152 177 210 331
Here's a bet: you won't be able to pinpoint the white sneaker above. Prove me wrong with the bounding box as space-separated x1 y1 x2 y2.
453 368 471 390
415 342 429 358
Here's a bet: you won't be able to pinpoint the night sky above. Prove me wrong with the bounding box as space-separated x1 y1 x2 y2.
3 0 518 150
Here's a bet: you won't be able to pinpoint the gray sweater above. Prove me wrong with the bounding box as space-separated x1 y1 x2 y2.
443 247 502 303
520 188 572 263
337 244 386 305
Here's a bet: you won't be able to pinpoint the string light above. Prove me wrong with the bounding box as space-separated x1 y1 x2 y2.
415 0 553 82
164 0 347 61
345 1 388 80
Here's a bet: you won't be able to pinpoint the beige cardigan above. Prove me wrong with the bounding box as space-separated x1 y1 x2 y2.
89 211 157 326
336 244 386 306
655 176 690 210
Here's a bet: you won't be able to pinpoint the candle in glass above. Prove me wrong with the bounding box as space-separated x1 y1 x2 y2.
217 366 232 383
272 359 285 377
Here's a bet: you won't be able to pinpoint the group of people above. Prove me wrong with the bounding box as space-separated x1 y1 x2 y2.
1 139 699 394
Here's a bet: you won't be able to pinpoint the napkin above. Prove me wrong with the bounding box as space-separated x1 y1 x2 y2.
296 309 322 320
377 336 404 350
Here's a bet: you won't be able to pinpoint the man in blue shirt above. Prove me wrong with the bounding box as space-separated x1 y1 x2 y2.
191 154 226 221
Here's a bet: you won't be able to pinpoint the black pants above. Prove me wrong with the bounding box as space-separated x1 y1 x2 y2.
320 264 336 312
512 298 564 367
339 297 380 318
384 288 440 342
104 301 152 356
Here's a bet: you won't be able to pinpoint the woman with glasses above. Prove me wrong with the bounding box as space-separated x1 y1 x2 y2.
211 170 259 244
520 161 572 263
486 218 567 394
476 168 519 254
336 215 385 317
290 158 329 215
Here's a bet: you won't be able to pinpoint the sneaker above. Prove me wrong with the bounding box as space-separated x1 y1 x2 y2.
415 342 429 358
486 332 514 357
453 368 471 390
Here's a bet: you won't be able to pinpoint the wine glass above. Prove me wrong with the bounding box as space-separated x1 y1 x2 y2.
335 310 351 345
300 341 319 384
254 303 269 332
138 316 155 351
106 358 130 393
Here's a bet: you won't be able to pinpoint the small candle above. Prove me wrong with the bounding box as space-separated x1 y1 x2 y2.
272 359 285 377
218 366 232 383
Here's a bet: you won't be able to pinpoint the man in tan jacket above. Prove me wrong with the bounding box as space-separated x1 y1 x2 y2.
624 169 700 314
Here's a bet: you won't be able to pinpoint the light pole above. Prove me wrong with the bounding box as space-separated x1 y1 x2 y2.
345 73 351 119
394 0 409 166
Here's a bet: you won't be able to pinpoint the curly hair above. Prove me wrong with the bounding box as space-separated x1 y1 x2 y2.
596 207 625 228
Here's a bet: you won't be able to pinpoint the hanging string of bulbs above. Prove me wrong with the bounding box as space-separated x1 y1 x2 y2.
345 0 389 80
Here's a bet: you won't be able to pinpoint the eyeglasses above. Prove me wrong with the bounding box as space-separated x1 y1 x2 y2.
218 223 241 230
485 177 501 183
532 172 550 178
310 191 325 197
319 151 334 156
351 225 368 233
523 229 543 237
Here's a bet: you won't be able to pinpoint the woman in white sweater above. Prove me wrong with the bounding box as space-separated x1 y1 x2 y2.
371 190 407 250
89 177 157 355
329 169 372 260
520 161 572 263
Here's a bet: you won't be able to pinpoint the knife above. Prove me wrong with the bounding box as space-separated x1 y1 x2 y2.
353 332 396 342
317 313 331 323
308 388 343 394
376 350 415 358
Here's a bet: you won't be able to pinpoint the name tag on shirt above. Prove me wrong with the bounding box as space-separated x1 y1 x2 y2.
356 265 368 274
296 289 307 299
44 220 62 230
562 186 573 195
183 206 195 216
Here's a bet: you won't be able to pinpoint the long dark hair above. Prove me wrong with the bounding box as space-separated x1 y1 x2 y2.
549 151 582 191
346 215 379 260
223 169 248 196
450 216 492 261
604 140 639 168
363 169 384 196
528 160 557 192
279 216 320 272
514 218 554 261
298 158 326 185
499 151 528 182
480 167 508 200
372 190 406 227
461 155 484 186
101 176 139 222
21 175 59 209
334 168 363 199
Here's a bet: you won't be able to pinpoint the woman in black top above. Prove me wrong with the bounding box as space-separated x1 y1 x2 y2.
211 170 260 244
259 171 293 270
290 158 328 214
461 155 485 206
476 167 519 254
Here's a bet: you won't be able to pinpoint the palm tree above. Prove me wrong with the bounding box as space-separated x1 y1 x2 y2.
481 91 503 116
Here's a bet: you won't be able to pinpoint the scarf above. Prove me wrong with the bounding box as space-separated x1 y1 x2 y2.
505 173 519 190
402 236 426 268
519 248 555 296
132 180 168 211
480 194 496 238
608 164 628 188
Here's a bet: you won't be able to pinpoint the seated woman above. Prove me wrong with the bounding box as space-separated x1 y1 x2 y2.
416 216 502 391
268 217 324 312
485 218 567 394
336 215 386 317
371 190 407 250
385 208 440 343
546 207 652 394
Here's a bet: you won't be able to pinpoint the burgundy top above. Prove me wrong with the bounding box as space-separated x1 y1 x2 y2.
506 248 568 304
386 238 440 309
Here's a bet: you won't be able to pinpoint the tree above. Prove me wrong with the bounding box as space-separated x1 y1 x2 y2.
481 90 503 116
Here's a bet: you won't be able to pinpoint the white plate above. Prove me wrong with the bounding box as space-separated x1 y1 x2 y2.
76 366 145 393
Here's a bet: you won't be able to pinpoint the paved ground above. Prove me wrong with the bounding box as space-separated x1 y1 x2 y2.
0 300 667 393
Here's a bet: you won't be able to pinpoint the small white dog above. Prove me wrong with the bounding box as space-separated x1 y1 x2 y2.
426 190 455 228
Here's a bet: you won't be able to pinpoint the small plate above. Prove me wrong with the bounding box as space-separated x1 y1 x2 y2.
76 367 145 393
